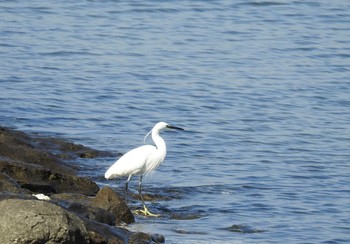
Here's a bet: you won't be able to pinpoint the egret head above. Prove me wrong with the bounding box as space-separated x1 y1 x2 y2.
154 122 169 131
155 122 184 131
144 122 184 143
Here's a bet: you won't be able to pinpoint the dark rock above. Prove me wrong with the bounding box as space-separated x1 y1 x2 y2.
0 126 76 175
51 193 118 226
129 232 152 244
220 224 266 233
0 126 101 196
151 233 166 243
68 202 116 226
83 219 129 244
0 159 99 195
34 137 115 159
0 126 114 173
0 172 26 194
0 199 89 243
51 192 93 205
0 192 33 201
91 186 135 224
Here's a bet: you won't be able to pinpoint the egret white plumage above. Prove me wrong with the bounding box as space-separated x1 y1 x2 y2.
105 122 184 216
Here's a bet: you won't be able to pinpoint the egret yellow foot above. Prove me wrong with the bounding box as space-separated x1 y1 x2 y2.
134 206 159 217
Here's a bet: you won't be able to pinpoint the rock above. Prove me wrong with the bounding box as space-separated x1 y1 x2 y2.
129 232 152 244
0 126 76 175
0 126 114 174
91 187 135 224
0 159 99 195
0 126 101 195
83 219 130 244
51 193 134 226
51 192 93 205
151 233 166 243
68 202 116 226
34 137 115 159
0 199 89 243
0 172 25 194
51 193 117 226
0 192 32 201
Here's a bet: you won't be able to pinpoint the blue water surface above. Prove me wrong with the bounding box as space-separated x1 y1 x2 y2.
1 0 350 243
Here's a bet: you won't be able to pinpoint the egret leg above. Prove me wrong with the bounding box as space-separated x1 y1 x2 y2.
124 175 132 204
134 175 159 217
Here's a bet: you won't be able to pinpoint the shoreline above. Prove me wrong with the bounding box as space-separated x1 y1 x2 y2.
0 126 164 243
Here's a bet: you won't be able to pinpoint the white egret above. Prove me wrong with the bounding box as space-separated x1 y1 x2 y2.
105 122 184 216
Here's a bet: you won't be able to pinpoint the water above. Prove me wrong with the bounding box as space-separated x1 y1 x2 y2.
1 0 350 243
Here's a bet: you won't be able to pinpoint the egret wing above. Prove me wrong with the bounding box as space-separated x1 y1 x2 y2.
105 145 156 179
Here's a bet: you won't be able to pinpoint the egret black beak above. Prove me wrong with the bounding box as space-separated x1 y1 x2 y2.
167 125 184 131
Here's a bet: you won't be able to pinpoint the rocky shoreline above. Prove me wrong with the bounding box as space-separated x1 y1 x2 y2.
0 126 165 243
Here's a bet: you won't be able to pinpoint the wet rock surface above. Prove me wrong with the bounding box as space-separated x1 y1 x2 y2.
0 126 164 243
